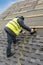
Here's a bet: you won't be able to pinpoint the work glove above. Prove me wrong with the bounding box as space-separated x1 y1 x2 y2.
30 28 37 35
22 31 26 34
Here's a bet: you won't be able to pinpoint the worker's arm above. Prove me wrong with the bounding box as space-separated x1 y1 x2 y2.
18 19 31 32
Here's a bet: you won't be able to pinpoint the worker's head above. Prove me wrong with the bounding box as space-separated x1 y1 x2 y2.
16 16 24 20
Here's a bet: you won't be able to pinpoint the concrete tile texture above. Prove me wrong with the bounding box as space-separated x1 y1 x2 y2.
0 31 43 65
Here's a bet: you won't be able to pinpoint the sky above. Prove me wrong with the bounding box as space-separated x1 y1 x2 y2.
0 0 22 14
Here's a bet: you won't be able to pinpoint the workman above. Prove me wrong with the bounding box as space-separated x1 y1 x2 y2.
4 16 36 57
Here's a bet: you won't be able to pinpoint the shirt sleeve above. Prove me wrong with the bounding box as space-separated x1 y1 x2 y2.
18 19 31 32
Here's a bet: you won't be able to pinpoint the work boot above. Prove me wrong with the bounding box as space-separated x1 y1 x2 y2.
7 53 14 58
30 28 37 35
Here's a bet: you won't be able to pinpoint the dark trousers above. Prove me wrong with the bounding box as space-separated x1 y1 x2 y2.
7 33 16 55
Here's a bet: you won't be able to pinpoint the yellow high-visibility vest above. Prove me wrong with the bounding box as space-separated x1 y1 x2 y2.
6 18 22 35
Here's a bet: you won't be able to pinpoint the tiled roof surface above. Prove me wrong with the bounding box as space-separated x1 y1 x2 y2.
0 0 43 65
0 30 43 65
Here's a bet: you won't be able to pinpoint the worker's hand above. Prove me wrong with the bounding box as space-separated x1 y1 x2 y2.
30 28 37 35
22 31 26 34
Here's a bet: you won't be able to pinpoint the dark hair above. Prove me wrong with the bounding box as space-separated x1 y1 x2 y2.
16 16 24 20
